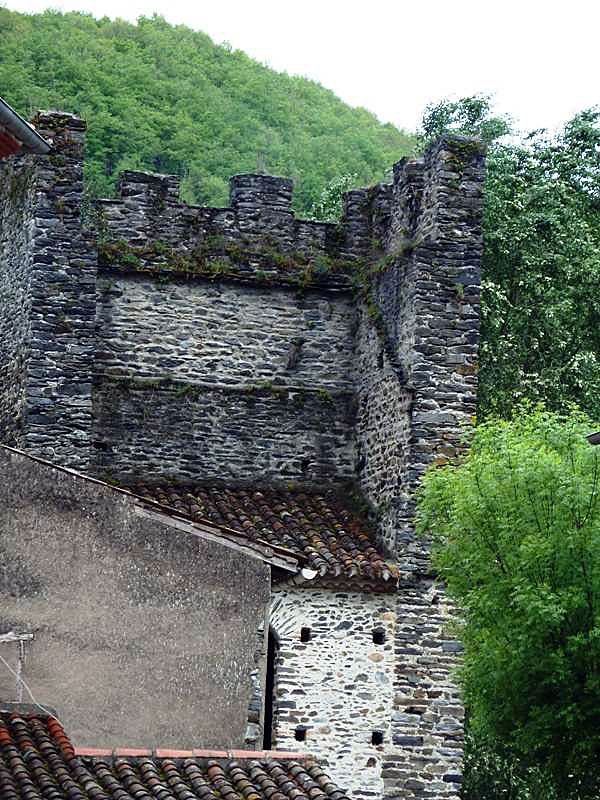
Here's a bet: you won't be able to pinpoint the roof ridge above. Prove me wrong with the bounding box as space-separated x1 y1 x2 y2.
75 746 309 760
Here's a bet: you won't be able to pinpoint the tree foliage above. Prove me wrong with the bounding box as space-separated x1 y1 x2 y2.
307 172 360 222
0 8 414 214
420 96 600 420
419 94 511 146
480 112 600 420
417 407 600 797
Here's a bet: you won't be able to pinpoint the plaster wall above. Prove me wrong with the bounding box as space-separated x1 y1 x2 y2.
0 447 270 749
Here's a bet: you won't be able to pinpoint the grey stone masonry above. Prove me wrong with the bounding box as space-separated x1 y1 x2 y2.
96 170 350 289
0 112 97 470
92 274 356 485
269 588 397 800
93 375 355 486
0 155 35 444
385 581 464 800
0 112 485 800
354 137 485 571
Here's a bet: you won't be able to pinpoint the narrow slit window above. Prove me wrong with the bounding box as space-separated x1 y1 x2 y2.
262 627 278 750
300 627 312 643
372 628 386 645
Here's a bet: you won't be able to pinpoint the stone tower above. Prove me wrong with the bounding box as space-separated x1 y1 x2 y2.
0 111 485 799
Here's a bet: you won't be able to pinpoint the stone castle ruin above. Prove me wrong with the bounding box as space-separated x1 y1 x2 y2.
0 110 485 799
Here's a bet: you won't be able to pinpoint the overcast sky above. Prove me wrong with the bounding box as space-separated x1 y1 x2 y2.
3 0 598 134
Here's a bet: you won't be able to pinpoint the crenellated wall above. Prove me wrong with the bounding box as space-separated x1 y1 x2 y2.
352 138 485 569
1 112 484 524
0 111 485 800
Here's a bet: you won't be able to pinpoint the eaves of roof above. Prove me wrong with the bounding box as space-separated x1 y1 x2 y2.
0 707 352 800
0 444 299 573
0 96 51 156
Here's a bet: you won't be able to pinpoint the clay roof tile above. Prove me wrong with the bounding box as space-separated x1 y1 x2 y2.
125 483 398 590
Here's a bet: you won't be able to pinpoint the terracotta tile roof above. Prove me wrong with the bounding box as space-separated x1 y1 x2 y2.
126 483 398 589
0 710 350 800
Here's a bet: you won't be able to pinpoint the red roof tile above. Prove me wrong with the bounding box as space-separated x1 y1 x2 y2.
126 484 398 589
0 710 350 800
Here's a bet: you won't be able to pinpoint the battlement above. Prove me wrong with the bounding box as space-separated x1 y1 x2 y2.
94 131 484 294
0 108 485 800
230 173 294 211
0 108 485 550
97 164 351 288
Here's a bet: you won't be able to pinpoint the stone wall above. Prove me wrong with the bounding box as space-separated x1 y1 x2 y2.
93 272 356 484
0 111 486 798
0 112 97 471
353 137 485 568
348 138 484 800
0 157 35 444
385 581 463 800
93 375 355 485
0 446 270 749
90 165 362 486
266 584 463 800
269 588 396 800
1 113 484 515
95 170 354 285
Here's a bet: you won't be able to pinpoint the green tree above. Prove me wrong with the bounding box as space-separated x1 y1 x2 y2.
416 406 600 797
480 112 600 419
418 95 600 420
419 94 511 146
307 172 360 222
0 8 414 214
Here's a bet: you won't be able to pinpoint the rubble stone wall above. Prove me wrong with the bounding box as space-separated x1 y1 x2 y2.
0 113 97 471
384 579 464 800
0 157 35 445
93 272 356 484
270 588 396 800
353 138 485 571
93 376 355 485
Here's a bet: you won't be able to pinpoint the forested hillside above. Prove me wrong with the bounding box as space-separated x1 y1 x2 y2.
0 8 414 212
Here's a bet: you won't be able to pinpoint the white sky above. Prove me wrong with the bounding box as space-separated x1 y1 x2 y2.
3 0 599 134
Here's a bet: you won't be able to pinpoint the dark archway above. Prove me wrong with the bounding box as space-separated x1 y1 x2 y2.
263 626 279 749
